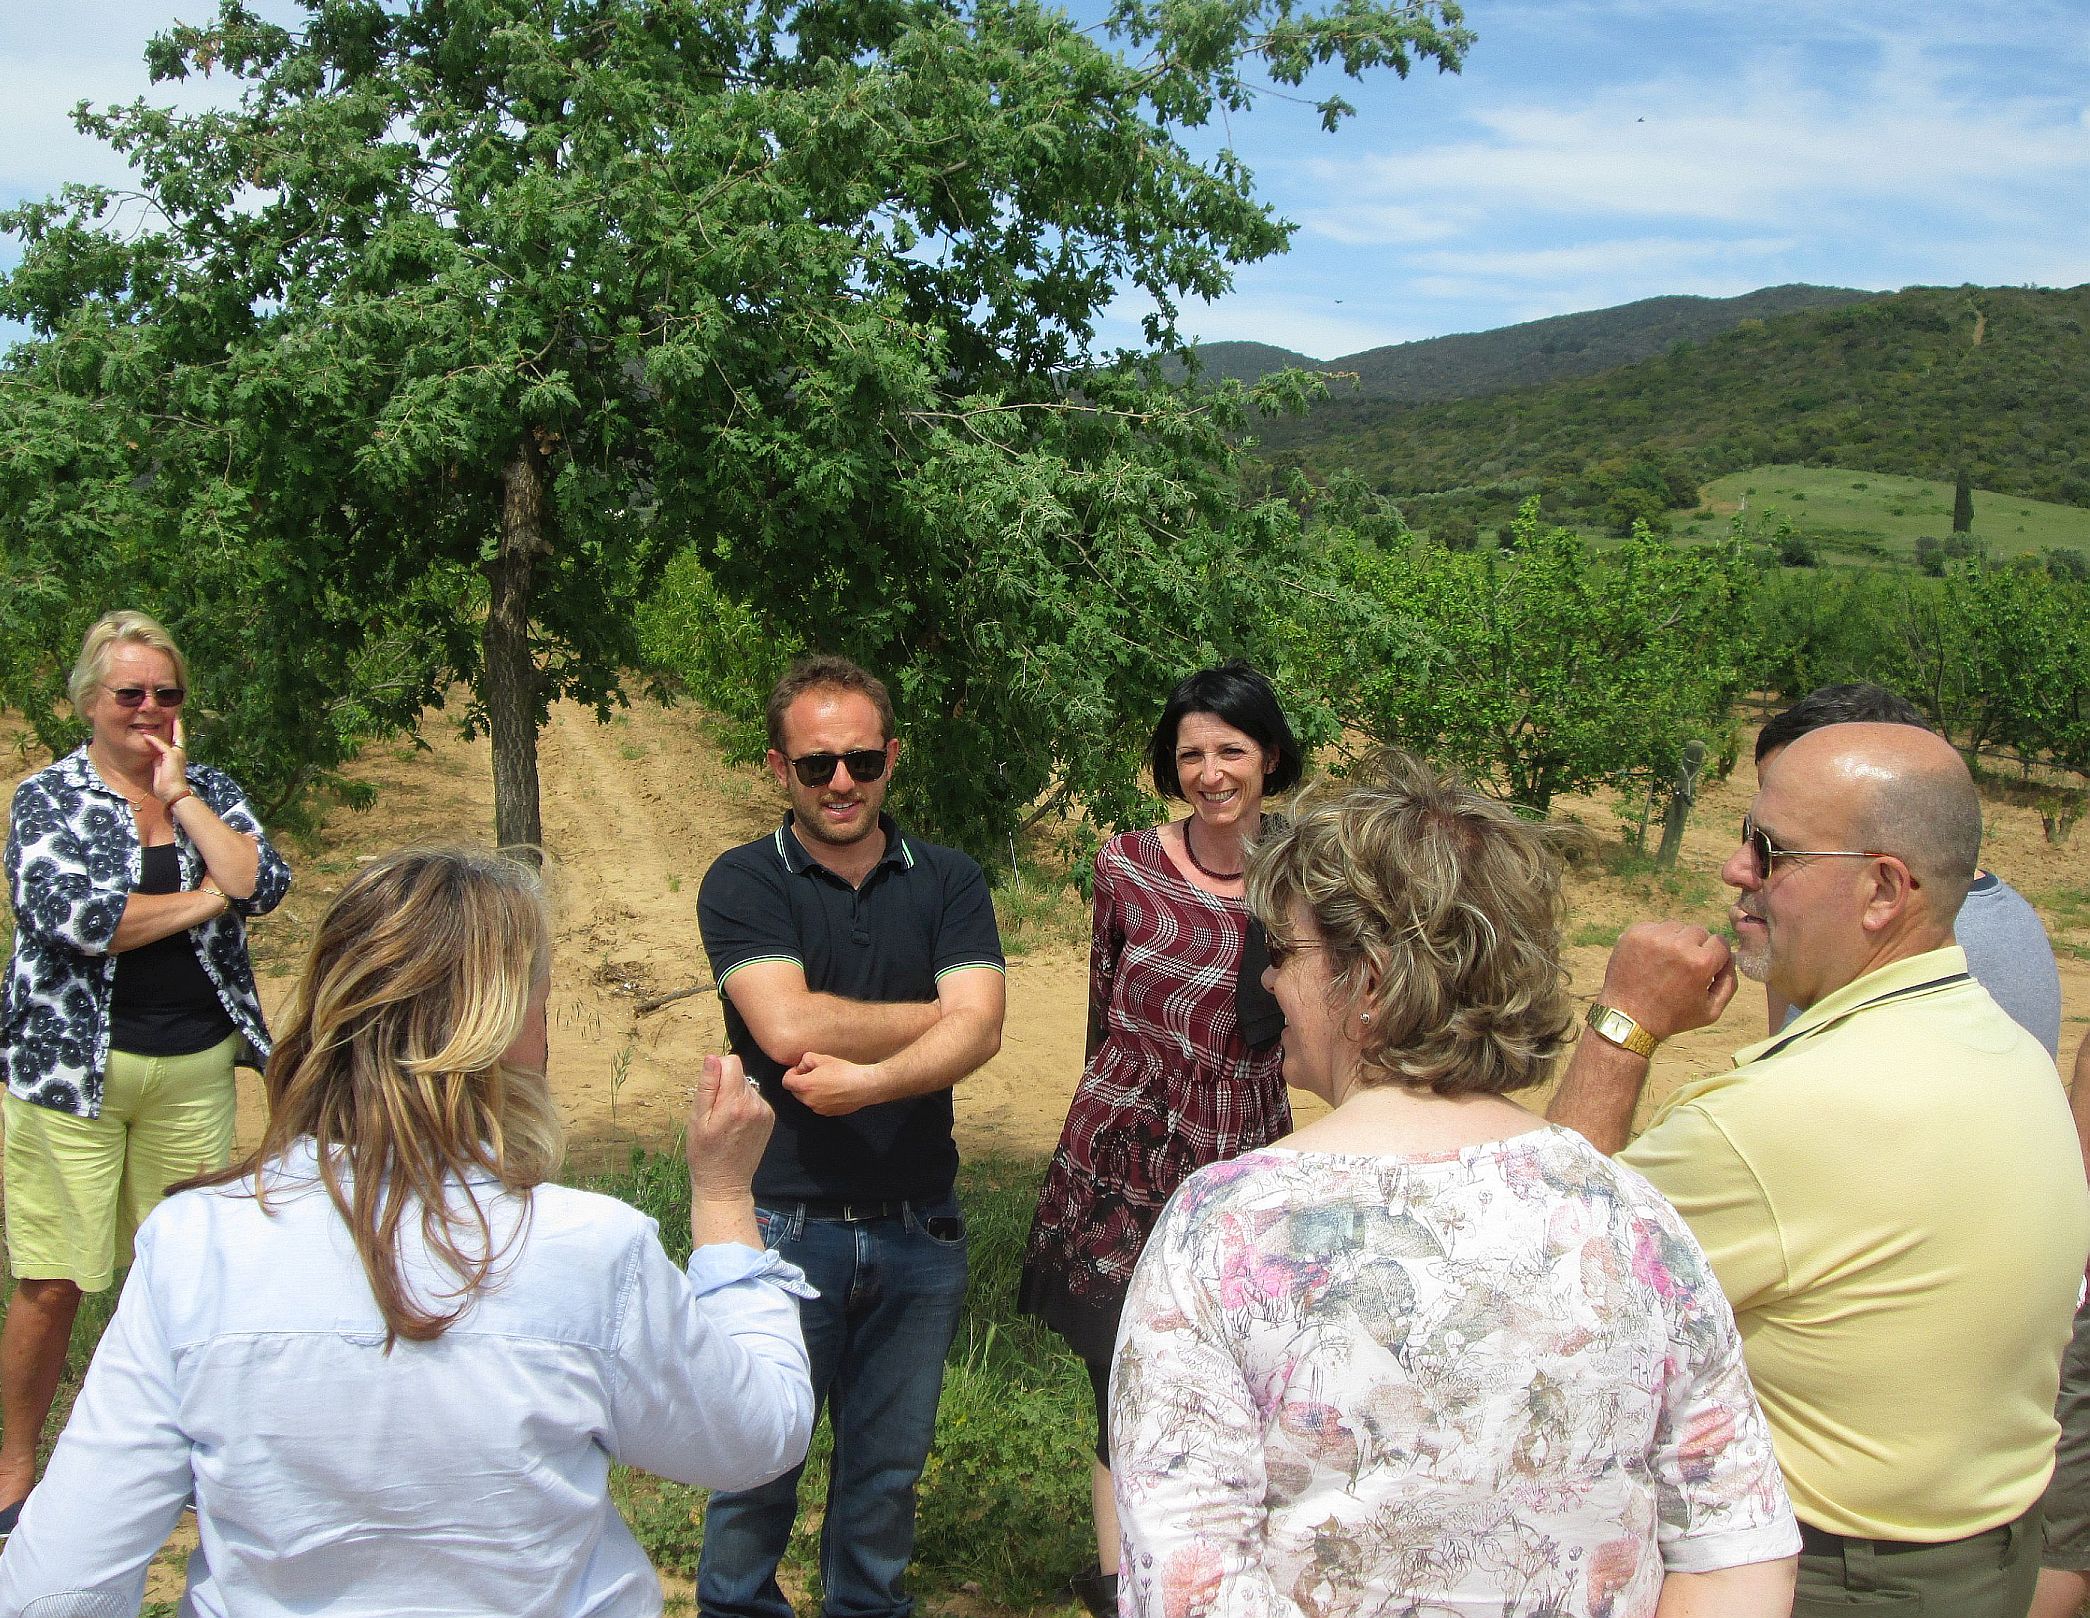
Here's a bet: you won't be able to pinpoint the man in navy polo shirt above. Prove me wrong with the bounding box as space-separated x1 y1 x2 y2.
695 655 1006 1618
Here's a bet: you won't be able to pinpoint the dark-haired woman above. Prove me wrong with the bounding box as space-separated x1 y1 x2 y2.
1019 661 1303 1616
0 846 813 1616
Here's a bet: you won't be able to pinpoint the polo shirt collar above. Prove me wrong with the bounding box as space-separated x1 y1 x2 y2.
771 812 914 879
1730 943 1970 1068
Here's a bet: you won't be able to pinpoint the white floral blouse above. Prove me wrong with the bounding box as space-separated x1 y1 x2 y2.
1113 1127 1799 1618
4 748 291 1118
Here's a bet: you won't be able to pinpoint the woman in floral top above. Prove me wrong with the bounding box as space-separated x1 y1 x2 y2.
0 610 290 1526
1112 752 1799 1618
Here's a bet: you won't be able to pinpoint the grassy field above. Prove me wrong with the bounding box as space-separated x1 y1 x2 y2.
1675 465 2090 561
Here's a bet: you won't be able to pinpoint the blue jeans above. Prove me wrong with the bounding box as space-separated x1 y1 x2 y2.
698 1197 968 1618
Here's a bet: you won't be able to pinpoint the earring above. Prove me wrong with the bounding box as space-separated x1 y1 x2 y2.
1359 1011 1372 1024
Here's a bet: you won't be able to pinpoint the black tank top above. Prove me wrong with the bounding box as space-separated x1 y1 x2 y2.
109 844 237 1057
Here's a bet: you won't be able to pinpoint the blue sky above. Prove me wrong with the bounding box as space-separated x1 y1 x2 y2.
3 0 2086 359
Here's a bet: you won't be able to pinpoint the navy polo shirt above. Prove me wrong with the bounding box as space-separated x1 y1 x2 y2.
697 813 1005 1203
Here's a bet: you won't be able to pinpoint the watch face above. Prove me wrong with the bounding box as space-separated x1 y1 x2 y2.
1589 1006 1653 1055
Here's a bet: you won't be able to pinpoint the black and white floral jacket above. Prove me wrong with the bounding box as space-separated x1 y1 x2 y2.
3 748 292 1118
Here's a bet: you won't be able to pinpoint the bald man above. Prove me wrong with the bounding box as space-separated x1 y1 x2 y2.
1551 723 2090 1618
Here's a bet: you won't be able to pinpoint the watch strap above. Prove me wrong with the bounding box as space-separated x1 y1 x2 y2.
1585 1002 1659 1059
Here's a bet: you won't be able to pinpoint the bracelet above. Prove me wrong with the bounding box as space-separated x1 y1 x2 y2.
164 789 195 810
1585 1002 1659 1059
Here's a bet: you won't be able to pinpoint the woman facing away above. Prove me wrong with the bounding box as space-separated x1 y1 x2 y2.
1112 752 1801 1618
0 609 291 1529
1019 662 1303 1617
0 846 815 1618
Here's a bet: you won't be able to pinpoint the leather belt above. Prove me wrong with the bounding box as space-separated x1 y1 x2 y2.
788 1198 910 1222
1798 1520 1996 1559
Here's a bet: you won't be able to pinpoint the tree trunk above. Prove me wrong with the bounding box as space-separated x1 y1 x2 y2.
1654 740 1707 872
487 444 549 855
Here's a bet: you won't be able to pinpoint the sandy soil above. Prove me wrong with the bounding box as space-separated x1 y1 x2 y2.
214 696 2090 1167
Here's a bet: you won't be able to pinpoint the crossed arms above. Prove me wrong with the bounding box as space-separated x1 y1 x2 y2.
720 959 1005 1117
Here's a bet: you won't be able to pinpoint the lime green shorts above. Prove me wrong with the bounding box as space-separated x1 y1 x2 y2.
3 1033 239 1291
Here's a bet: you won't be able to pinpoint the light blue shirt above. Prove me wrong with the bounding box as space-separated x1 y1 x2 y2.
0 1143 815 1617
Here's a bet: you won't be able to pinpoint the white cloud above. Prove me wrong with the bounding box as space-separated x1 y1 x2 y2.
1405 235 1797 284
1305 68 2090 237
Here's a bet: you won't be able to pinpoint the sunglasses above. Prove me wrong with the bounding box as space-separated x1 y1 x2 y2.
104 684 186 709
1739 814 1897 878
788 748 889 787
1264 936 1327 972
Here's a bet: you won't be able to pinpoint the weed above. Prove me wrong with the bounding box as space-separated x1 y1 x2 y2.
609 1039 635 1134
990 863 1087 958
1587 844 1728 931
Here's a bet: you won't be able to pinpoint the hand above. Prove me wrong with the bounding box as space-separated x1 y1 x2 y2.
782 1052 876 1116
686 1053 774 1203
142 715 190 804
1599 922 1737 1041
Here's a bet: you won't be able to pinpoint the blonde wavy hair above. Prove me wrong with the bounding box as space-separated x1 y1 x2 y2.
188 846 564 1345
1247 750 1577 1097
68 609 192 717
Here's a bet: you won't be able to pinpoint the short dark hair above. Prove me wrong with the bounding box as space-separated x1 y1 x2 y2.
1147 661 1304 802
1756 682 1930 763
765 655 897 752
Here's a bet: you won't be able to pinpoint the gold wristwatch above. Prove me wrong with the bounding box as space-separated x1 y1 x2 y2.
1585 1002 1659 1058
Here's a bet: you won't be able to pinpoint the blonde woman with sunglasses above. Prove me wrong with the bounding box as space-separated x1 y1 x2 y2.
0 609 292 1530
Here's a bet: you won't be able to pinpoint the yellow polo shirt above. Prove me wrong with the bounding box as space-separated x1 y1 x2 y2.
1622 946 2088 1540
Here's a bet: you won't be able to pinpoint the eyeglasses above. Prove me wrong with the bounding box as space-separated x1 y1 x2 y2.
787 749 889 787
1739 814 1897 879
104 684 186 709
1264 936 1328 971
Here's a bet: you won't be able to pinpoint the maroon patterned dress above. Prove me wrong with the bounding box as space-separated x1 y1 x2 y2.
1018 827 1290 1362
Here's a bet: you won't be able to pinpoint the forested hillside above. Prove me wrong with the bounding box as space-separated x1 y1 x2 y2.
1258 284 2090 532
1188 283 1871 398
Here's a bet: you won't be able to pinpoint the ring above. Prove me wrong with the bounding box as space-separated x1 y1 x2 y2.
745 1074 761 1090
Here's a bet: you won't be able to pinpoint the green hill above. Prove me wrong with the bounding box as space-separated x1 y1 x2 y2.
1188 283 1872 401
1177 340 1320 384
1260 284 2090 530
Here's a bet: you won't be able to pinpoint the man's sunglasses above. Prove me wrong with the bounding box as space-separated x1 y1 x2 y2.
788 749 889 787
1739 814 1899 878
104 684 186 709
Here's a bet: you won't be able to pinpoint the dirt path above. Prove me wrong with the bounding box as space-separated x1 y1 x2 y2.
239 701 2090 1170
21 691 2090 1176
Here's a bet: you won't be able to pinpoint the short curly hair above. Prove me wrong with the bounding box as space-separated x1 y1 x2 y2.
1246 749 1575 1098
